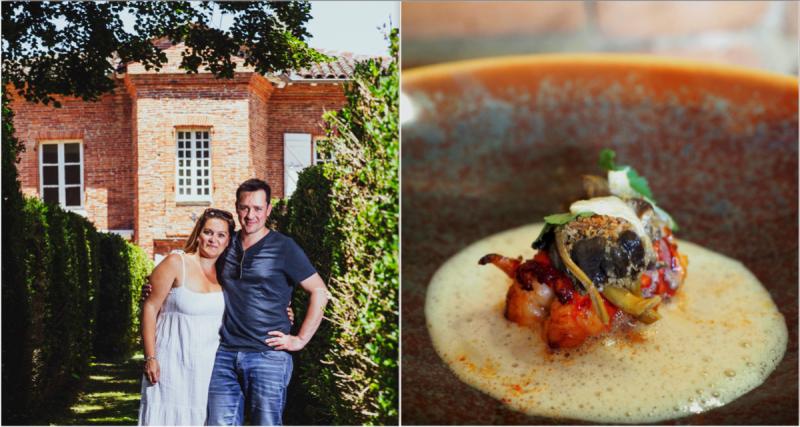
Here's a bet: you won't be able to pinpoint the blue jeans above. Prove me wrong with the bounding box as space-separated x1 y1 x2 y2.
206 349 293 426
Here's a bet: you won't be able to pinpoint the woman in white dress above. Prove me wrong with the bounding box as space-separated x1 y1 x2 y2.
138 208 234 425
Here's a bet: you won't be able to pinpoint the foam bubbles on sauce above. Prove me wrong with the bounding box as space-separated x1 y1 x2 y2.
425 223 787 423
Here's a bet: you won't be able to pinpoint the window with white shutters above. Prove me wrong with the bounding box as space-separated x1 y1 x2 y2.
39 141 84 209
176 129 211 202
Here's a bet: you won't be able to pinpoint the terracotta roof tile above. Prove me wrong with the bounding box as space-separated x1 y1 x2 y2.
291 50 365 80
123 41 386 82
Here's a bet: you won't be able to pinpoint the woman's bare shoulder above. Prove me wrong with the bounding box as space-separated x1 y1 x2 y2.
152 253 183 280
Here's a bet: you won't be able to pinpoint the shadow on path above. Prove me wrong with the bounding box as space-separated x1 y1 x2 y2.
48 354 143 425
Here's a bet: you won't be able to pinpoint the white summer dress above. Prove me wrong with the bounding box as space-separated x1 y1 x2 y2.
138 251 226 426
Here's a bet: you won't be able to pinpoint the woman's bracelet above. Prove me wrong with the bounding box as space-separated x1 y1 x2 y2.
144 355 157 362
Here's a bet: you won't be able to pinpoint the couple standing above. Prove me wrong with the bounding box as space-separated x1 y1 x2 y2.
139 178 329 426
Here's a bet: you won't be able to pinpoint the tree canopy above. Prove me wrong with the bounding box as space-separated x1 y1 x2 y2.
2 1 327 106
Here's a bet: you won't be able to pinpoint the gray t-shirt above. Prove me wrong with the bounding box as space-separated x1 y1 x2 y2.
217 230 316 352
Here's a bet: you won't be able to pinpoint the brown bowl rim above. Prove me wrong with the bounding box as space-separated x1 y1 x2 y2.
403 53 798 92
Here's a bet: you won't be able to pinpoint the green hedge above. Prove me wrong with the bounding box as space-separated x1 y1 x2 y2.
278 28 399 425
15 198 98 419
1 93 153 423
94 234 151 360
3 199 152 424
319 28 400 424
277 166 336 280
277 166 338 424
2 92 34 424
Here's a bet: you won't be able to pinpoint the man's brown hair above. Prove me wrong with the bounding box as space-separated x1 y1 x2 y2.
236 178 272 205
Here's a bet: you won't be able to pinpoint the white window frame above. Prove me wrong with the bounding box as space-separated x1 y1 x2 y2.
313 137 334 165
284 133 313 197
175 128 212 203
38 140 85 211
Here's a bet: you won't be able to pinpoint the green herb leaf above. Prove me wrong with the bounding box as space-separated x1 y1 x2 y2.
599 148 622 171
603 149 681 230
601 149 655 201
543 212 578 225
625 168 654 200
533 211 594 248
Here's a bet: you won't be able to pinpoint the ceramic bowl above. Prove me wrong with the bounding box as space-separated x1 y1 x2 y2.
401 54 798 425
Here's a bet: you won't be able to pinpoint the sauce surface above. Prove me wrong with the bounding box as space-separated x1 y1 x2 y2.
425 223 787 423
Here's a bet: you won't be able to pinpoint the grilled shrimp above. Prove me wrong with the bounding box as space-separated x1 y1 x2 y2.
481 250 621 349
479 254 554 326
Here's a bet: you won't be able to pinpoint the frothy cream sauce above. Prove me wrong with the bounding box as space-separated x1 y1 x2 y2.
426 223 787 423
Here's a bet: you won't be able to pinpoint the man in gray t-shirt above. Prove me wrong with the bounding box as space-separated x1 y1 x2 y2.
207 179 329 426
216 229 316 352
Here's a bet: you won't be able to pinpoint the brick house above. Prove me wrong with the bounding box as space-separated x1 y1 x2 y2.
11 42 358 260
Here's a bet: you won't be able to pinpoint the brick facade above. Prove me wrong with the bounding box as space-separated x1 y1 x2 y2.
12 43 348 258
267 83 347 196
249 75 273 182
13 90 135 231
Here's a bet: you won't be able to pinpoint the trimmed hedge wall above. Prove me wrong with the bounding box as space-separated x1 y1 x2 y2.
2 92 34 424
272 165 336 281
24 199 98 415
273 166 339 424
277 28 399 425
3 198 152 423
94 234 151 360
2 93 152 424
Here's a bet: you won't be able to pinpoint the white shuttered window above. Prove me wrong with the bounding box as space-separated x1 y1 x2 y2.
176 129 211 202
39 141 84 209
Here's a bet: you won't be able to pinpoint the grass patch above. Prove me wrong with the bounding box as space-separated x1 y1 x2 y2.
72 404 104 414
46 354 143 425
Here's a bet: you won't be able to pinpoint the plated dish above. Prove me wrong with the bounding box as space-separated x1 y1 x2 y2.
427 223 786 423
402 54 798 424
480 149 686 349
425 150 787 423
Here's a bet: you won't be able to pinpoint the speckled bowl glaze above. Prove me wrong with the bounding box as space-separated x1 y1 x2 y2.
401 54 798 425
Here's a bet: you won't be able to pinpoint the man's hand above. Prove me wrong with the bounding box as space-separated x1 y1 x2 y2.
265 331 306 351
141 277 153 301
287 302 294 325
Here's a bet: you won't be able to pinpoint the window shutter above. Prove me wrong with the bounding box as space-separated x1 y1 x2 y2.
283 133 312 197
